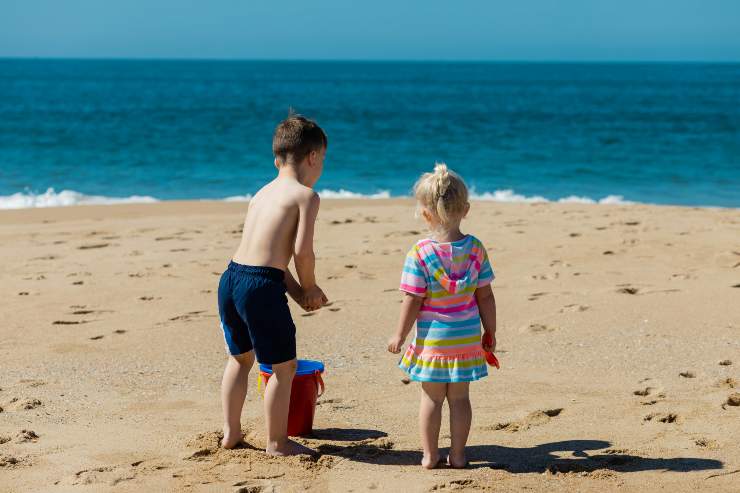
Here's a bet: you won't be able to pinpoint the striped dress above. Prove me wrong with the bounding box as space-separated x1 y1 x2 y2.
399 234 494 383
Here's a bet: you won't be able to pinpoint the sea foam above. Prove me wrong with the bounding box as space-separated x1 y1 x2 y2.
0 188 158 209
0 187 633 210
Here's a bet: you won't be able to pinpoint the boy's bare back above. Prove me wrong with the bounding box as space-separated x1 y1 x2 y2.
232 177 319 272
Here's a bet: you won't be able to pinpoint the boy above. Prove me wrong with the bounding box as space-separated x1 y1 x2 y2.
218 115 328 455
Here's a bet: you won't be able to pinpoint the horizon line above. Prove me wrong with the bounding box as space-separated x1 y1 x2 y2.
1 55 739 64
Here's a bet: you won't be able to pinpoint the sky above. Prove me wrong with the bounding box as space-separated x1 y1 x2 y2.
1 0 739 61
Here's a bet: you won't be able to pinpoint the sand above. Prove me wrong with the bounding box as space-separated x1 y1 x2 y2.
0 199 738 492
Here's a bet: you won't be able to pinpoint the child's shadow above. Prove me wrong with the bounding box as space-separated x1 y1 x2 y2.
309 432 723 474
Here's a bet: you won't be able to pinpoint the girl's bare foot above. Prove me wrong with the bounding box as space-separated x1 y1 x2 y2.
447 453 468 469
421 453 441 469
221 426 243 449
266 438 315 456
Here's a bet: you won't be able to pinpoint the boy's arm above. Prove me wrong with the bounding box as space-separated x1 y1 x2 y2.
293 192 326 309
475 285 497 352
387 293 424 353
284 268 304 307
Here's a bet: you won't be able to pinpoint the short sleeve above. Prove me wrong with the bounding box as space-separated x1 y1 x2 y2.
399 246 428 297
477 245 495 287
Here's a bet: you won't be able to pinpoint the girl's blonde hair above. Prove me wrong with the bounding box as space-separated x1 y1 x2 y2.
414 163 469 228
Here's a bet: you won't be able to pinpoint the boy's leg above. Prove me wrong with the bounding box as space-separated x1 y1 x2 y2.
221 350 255 448
263 358 313 455
446 381 471 468
419 381 447 469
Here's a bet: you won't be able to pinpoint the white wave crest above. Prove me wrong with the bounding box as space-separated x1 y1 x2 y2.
0 188 158 210
317 189 392 199
469 188 632 205
222 194 253 202
0 187 634 210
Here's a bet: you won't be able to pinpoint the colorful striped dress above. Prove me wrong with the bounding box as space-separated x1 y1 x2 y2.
399 234 494 383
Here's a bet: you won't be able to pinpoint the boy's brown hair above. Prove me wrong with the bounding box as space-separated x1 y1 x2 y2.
272 114 328 165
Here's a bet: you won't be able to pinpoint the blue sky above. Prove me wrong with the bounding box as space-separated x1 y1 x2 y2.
2 0 739 61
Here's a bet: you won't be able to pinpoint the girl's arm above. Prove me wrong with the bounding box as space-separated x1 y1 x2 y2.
475 284 497 352
387 293 424 353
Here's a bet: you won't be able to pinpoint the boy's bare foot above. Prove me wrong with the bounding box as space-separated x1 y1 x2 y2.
266 438 315 456
421 453 441 469
446 453 468 469
221 427 244 449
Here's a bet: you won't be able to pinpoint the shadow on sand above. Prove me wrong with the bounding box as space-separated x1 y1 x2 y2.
307 431 723 475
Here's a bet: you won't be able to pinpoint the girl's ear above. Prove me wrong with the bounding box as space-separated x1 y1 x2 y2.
463 202 470 218
421 208 434 224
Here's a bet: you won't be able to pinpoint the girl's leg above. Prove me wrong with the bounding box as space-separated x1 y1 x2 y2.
419 381 447 469
221 351 255 448
446 381 471 467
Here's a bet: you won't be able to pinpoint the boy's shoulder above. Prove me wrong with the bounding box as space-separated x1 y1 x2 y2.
257 179 319 206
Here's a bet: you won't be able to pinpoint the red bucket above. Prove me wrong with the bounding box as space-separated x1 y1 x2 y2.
258 360 325 437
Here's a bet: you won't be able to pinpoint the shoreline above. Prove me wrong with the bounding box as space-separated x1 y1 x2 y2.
1 198 738 224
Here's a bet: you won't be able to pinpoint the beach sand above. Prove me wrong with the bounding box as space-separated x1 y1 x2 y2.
1 200 738 492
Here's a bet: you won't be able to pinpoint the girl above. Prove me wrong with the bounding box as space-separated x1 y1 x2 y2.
387 163 497 469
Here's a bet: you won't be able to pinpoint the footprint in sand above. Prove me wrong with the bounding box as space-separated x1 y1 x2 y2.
528 292 547 301
89 335 104 341
18 292 29 296
78 243 110 250
719 360 732 366
168 311 207 322
695 438 719 449
679 371 696 378
430 479 480 491
14 430 39 443
633 387 653 396
72 281 84 285
0 455 23 467
484 408 563 432
531 273 559 280
7 398 42 410
644 412 680 423
528 324 556 333
617 287 639 295
53 320 87 325
113 330 126 335
724 393 740 408
560 304 589 313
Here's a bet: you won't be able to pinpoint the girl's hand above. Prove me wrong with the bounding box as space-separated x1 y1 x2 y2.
482 331 496 352
387 335 405 354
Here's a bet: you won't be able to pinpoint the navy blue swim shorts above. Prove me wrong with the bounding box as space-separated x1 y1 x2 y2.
217 261 296 364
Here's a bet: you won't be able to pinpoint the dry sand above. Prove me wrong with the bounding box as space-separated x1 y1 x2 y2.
1 199 738 492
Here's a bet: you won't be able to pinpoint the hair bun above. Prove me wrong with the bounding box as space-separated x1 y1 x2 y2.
434 162 451 198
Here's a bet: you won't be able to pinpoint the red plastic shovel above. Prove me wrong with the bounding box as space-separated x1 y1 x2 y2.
482 332 500 369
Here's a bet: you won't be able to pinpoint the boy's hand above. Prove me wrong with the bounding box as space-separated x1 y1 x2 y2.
482 330 496 352
387 335 405 354
302 285 328 311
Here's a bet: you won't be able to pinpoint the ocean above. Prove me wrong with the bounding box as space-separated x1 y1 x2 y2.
1 59 738 208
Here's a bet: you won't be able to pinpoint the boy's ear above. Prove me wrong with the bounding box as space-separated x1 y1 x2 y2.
307 150 317 167
463 202 470 218
274 157 280 169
